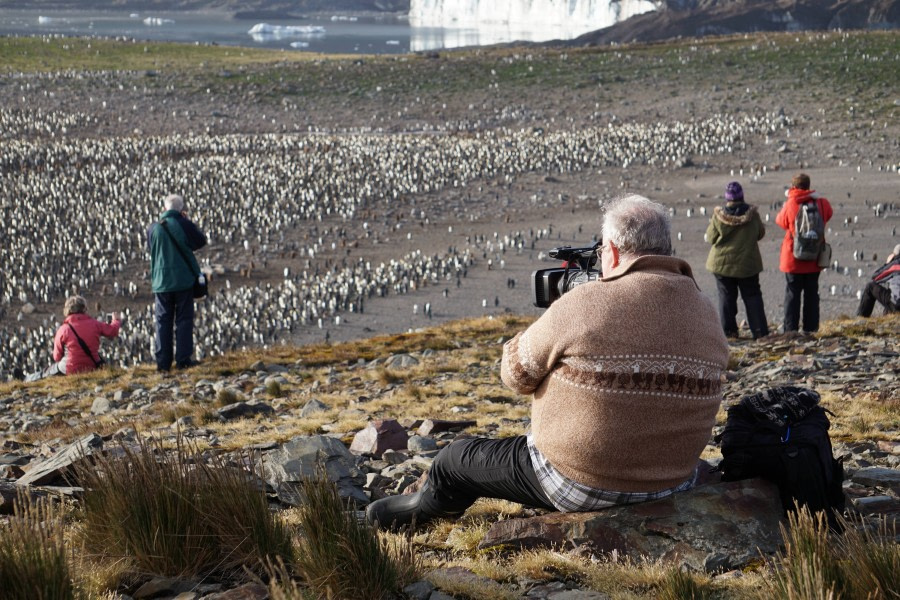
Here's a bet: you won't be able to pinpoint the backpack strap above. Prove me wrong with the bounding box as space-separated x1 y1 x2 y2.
159 219 200 278
66 323 102 368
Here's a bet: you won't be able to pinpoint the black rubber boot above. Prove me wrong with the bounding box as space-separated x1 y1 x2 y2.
366 482 463 531
365 490 430 531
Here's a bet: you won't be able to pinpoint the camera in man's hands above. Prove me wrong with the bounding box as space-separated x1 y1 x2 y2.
531 242 601 308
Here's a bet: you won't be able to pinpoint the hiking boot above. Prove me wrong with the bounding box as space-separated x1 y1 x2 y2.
12 368 25 381
175 359 202 370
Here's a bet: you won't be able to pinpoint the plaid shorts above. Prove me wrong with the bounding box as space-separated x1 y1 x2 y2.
526 434 697 513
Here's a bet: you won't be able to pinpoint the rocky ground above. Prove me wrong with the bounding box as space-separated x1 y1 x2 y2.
1 314 898 598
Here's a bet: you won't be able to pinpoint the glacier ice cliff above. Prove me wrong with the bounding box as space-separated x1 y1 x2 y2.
410 0 657 48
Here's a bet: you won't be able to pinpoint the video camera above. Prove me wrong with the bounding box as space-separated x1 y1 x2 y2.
531 241 601 308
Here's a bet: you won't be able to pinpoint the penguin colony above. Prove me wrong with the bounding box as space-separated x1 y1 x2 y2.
1 107 792 378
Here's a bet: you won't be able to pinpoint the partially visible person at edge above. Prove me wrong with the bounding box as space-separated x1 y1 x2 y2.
18 295 121 382
365 195 730 530
774 173 833 333
147 193 207 372
705 181 770 339
856 244 900 317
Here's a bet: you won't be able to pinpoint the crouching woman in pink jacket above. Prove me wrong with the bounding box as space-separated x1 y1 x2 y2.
23 296 121 381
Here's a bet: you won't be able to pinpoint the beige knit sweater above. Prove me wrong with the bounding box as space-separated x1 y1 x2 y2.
501 255 729 493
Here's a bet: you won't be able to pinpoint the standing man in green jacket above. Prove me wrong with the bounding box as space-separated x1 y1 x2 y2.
705 181 769 339
147 194 207 372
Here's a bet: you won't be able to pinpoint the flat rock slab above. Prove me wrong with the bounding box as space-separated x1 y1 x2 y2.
16 433 103 487
479 479 783 573
851 467 900 491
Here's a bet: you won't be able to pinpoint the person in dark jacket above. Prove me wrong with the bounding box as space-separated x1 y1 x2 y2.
705 181 769 339
147 194 207 372
856 244 900 317
774 173 833 333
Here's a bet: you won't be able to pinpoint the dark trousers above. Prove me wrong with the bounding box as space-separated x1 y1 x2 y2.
856 281 898 317
421 436 555 517
714 274 769 338
154 289 195 371
784 272 820 333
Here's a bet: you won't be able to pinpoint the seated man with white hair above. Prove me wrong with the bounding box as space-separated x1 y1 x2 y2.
367 194 730 529
147 193 207 372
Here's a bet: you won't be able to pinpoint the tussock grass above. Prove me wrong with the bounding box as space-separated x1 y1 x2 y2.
764 507 899 600
509 550 587 581
267 380 285 398
75 434 293 580
292 475 420 599
0 493 77 600
657 568 714 600
216 386 243 407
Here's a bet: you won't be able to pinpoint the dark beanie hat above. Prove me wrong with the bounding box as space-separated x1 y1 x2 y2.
725 181 744 201
792 173 811 190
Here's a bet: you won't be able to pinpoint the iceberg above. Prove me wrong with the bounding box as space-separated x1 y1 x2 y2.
248 23 326 36
37 16 53 24
249 23 326 42
143 17 175 26
290 41 310 48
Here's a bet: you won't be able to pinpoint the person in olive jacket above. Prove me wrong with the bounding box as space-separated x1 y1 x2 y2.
705 181 769 339
147 194 207 372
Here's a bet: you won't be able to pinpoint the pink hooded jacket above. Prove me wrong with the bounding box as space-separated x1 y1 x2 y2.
53 313 121 374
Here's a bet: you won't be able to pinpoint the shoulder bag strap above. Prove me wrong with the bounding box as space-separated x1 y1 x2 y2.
66 323 102 368
159 219 200 278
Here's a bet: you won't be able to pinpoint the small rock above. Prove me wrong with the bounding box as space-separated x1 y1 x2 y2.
300 398 329 417
349 419 408 457
203 582 268 600
418 419 477 436
91 397 112 415
402 580 435 600
217 401 274 421
407 435 438 453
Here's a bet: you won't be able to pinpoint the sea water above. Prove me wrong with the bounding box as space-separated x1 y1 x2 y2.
0 8 612 54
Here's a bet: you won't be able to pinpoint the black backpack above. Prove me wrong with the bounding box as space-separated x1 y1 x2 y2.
716 386 845 524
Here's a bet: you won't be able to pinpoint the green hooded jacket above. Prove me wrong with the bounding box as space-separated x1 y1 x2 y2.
705 204 765 278
149 210 206 293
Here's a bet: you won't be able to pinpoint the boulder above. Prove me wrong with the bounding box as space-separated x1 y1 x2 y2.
262 435 367 506
349 419 408 457
478 479 784 573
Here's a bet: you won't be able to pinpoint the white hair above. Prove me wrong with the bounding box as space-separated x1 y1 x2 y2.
164 194 185 212
601 194 673 257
